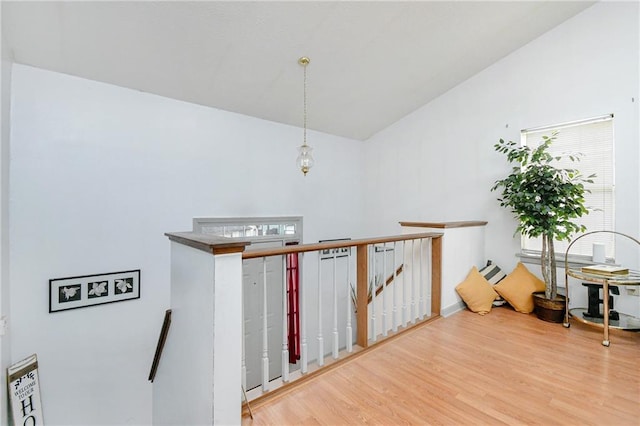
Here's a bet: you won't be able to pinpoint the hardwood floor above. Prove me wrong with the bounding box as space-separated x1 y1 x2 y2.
242 307 640 425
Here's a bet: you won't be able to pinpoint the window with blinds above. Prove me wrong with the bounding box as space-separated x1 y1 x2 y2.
520 115 614 260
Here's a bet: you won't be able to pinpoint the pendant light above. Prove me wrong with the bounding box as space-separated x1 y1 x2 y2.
296 56 314 176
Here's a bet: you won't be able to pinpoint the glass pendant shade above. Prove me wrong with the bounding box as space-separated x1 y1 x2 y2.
297 144 314 176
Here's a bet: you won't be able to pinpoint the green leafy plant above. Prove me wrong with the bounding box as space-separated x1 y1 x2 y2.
350 274 382 313
491 131 594 300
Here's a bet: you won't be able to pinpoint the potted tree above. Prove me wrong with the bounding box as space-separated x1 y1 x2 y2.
492 131 594 322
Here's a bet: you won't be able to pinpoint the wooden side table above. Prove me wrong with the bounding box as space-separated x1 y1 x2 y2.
563 231 640 346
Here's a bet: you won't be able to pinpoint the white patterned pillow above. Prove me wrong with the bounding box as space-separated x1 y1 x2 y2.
479 261 507 306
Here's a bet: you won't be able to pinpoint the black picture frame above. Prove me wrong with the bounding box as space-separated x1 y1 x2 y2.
49 269 141 313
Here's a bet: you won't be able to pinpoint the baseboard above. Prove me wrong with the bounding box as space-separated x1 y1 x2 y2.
441 301 465 317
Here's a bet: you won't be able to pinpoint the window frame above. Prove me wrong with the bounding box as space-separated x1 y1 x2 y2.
519 114 615 265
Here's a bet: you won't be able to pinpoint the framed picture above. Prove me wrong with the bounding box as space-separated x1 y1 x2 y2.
49 269 140 313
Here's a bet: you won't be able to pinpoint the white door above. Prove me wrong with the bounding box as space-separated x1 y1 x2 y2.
243 240 284 390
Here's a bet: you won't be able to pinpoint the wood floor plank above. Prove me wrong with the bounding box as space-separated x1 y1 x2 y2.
243 307 640 425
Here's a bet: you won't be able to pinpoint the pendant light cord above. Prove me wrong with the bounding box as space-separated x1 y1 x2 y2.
303 63 307 147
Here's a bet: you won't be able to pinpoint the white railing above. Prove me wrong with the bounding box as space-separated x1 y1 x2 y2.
368 238 432 338
241 233 442 399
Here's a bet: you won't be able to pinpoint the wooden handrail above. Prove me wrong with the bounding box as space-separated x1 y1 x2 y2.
242 232 442 259
368 264 404 304
399 220 487 229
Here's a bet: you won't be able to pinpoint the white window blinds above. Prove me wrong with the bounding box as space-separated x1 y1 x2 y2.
521 115 615 259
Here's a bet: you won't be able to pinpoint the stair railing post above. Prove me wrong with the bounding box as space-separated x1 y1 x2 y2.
431 236 442 316
356 244 369 348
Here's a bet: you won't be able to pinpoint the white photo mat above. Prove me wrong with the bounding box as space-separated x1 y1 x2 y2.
49 270 140 313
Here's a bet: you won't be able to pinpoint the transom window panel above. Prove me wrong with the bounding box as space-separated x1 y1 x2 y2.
193 217 302 241
521 115 614 259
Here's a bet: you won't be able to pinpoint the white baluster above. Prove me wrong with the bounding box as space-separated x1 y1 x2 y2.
281 255 289 382
332 251 339 359
371 244 377 342
426 238 432 317
346 247 353 353
300 253 308 374
241 261 247 390
392 241 398 333
261 257 269 392
419 238 425 320
317 253 324 366
411 239 416 324
402 240 408 327
382 242 388 337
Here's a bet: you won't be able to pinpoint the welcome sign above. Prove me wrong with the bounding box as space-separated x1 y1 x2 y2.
8 354 44 425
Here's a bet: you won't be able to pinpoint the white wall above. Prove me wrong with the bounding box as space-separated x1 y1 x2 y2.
9 64 365 425
364 2 639 316
1 11 12 422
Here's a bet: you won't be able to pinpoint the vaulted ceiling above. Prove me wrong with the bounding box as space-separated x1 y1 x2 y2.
2 1 594 140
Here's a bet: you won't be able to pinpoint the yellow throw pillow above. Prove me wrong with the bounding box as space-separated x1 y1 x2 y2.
455 266 499 315
493 262 546 313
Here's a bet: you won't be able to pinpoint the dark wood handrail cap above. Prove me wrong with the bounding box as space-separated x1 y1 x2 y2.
165 232 251 255
399 221 488 229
